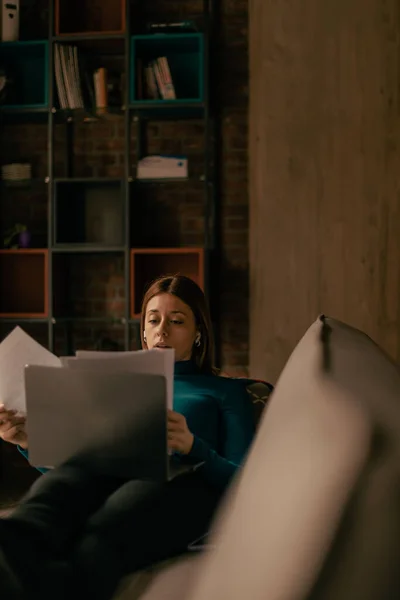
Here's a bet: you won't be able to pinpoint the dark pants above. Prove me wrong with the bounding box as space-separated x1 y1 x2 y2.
1 463 222 600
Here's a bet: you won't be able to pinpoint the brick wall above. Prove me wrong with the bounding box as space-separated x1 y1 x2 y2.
0 0 249 375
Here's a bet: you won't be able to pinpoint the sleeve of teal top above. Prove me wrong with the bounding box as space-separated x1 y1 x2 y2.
17 445 50 474
188 380 255 489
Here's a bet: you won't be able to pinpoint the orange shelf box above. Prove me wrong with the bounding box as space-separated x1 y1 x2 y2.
0 250 48 318
55 0 126 36
130 248 204 319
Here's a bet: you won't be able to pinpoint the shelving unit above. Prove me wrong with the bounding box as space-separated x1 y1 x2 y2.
0 1 219 357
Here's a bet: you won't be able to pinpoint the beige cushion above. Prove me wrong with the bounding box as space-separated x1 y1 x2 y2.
186 315 400 600
113 556 199 600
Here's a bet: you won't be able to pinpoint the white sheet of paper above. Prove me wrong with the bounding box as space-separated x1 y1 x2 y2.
73 348 175 410
0 326 61 413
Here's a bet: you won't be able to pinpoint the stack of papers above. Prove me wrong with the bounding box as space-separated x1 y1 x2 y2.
0 326 174 414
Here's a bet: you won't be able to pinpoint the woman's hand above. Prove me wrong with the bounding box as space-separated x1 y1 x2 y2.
0 404 28 449
167 410 194 455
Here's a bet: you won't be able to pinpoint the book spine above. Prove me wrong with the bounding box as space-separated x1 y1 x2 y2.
157 57 176 100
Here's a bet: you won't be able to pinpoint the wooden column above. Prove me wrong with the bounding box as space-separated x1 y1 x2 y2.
249 0 400 382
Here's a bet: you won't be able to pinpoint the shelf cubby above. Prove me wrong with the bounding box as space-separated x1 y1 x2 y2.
55 0 126 37
0 250 48 317
130 34 204 107
129 182 205 248
53 252 125 320
53 179 125 246
0 41 49 109
0 180 48 248
130 247 204 318
53 318 125 356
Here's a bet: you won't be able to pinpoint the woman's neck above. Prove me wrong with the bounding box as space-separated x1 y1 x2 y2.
174 359 199 375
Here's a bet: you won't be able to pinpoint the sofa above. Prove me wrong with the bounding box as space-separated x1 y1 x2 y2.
112 378 274 600
132 315 400 600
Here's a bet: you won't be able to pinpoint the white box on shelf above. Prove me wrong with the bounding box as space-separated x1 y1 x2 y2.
136 155 188 180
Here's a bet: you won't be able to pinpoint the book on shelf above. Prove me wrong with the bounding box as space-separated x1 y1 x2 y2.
93 67 107 114
138 57 176 101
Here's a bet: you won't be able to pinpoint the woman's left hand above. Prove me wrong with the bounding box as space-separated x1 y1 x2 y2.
167 410 194 455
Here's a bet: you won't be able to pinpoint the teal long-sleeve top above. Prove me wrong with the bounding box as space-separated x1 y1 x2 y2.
19 360 256 489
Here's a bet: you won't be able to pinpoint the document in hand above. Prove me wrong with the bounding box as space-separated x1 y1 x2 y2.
69 348 175 410
0 326 61 413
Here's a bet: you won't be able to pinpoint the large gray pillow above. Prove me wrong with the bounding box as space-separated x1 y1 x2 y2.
186 315 400 600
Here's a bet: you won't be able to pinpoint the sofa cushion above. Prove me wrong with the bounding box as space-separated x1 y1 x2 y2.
185 315 400 600
245 380 274 426
113 555 197 600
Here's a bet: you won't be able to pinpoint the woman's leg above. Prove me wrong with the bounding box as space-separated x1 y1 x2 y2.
72 471 222 600
0 460 123 596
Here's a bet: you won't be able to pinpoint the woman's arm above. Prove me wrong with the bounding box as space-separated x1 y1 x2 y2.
188 380 256 490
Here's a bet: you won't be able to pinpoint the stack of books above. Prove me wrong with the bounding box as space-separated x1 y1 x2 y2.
54 44 121 112
137 57 176 100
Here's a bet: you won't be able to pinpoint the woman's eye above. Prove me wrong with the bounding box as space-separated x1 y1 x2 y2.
148 319 157 324
171 320 183 325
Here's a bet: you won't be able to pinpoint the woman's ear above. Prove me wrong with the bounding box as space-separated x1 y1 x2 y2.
195 332 201 347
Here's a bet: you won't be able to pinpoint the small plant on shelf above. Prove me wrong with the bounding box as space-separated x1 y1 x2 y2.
3 223 31 249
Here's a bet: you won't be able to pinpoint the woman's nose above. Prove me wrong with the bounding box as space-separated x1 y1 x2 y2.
157 323 169 337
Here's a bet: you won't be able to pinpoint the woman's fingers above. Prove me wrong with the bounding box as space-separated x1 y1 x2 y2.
0 415 25 432
2 424 21 441
167 410 183 423
167 422 183 432
0 405 17 422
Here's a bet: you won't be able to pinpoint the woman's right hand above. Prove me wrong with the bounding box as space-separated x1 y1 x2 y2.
0 404 28 449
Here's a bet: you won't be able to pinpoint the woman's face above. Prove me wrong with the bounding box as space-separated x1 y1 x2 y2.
144 293 198 362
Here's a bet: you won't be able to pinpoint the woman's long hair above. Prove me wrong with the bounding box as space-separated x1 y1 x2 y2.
140 274 215 374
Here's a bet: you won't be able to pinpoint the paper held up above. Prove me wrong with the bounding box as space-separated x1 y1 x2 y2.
0 326 61 413
70 348 175 411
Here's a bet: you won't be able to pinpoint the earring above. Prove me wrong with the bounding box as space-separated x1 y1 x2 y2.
143 331 147 343
195 334 201 347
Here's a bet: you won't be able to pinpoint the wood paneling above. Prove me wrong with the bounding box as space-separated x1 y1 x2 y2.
249 0 400 382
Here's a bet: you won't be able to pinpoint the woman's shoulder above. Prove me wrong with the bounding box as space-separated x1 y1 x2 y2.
205 373 253 396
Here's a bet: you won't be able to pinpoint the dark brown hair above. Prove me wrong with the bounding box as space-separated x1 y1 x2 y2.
140 274 215 374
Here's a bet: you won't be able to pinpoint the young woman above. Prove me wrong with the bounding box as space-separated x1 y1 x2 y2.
0 275 255 600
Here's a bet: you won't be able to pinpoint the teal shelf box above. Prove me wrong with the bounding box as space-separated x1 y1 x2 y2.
130 33 205 106
0 41 49 109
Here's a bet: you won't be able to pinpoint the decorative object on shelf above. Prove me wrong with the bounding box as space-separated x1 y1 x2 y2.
0 66 11 104
3 223 30 249
1 162 32 182
1 0 19 42
136 155 188 180
146 21 198 34
18 229 31 248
